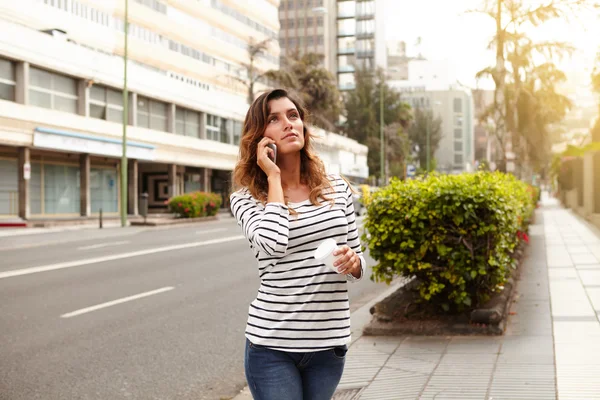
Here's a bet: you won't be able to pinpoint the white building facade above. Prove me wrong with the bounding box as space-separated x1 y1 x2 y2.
0 0 368 221
0 0 280 220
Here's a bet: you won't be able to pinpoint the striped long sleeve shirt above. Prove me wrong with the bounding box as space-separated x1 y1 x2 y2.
230 174 366 352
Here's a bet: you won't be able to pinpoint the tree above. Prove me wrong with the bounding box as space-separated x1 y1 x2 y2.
265 52 342 130
593 52 600 95
343 67 412 182
407 107 443 171
233 38 272 105
512 62 573 173
385 123 413 179
472 0 598 173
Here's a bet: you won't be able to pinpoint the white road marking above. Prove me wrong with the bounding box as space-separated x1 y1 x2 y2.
60 286 175 318
0 235 245 280
78 241 130 250
195 228 228 235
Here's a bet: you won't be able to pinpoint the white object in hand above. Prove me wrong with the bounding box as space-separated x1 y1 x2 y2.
314 238 343 273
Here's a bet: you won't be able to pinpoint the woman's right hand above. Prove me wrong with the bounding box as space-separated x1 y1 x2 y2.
257 137 280 178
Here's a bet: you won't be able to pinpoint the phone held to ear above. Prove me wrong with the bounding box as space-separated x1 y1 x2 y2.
267 143 277 164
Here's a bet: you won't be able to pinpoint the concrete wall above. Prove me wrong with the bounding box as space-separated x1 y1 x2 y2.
563 151 600 230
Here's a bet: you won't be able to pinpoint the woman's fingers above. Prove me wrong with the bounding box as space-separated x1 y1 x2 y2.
334 246 358 274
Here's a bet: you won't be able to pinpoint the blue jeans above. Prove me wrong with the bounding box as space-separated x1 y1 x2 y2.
244 339 347 400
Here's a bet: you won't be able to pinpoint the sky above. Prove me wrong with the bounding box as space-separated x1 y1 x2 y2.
383 0 600 93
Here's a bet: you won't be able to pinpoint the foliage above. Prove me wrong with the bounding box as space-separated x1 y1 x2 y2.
363 172 535 312
343 67 412 181
592 52 600 95
265 52 342 130
472 0 597 173
167 192 222 218
407 107 443 171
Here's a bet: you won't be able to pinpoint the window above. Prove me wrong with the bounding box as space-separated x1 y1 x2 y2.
233 121 242 145
211 0 277 39
317 16 323 27
89 85 125 123
453 98 462 113
91 168 118 213
454 154 463 165
206 114 220 141
175 107 201 137
133 0 167 14
454 115 463 127
220 118 231 144
454 141 463 152
29 67 78 114
454 128 462 139
0 58 16 101
137 96 167 131
43 163 80 214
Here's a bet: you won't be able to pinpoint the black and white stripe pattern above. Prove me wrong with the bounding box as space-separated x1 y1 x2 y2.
230 174 365 352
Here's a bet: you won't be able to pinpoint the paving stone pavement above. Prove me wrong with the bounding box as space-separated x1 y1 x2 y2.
335 193 600 400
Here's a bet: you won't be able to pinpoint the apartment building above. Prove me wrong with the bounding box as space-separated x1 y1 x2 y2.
278 0 386 91
0 0 281 220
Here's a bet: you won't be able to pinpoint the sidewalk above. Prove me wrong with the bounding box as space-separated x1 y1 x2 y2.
233 194 600 400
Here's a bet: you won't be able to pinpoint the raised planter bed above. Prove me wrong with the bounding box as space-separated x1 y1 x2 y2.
363 246 526 336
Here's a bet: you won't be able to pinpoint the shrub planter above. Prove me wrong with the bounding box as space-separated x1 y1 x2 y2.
363 245 526 336
360 172 536 336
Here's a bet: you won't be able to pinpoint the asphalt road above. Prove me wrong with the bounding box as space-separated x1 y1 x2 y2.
0 216 389 400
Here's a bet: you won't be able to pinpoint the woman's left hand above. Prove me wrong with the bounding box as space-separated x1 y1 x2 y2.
333 245 361 277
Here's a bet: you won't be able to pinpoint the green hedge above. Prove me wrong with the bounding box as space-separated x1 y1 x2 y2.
167 192 222 218
363 172 535 312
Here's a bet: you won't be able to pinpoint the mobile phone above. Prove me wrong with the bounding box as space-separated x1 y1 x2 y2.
267 143 277 164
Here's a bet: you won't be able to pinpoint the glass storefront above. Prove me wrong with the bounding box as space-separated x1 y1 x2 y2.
41 163 80 214
0 159 18 215
91 168 118 213
28 162 118 215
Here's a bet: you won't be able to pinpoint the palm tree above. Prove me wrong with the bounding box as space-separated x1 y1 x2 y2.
233 38 272 105
471 0 598 173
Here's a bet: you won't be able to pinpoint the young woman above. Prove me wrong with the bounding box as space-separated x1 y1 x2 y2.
230 89 366 400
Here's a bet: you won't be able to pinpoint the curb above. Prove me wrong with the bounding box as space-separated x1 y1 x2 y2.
363 246 527 337
130 216 219 226
229 279 406 400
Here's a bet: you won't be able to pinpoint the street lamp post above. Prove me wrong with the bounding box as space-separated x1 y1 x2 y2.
380 82 384 185
426 116 430 172
120 0 129 227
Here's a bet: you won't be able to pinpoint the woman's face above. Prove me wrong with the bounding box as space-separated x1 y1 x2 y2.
263 97 305 156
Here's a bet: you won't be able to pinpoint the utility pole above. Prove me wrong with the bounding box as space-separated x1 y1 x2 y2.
379 82 384 185
120 0 129 227
426 112 430 172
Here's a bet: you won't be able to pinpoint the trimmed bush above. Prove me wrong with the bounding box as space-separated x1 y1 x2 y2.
167 192 222 218
363 172 535 312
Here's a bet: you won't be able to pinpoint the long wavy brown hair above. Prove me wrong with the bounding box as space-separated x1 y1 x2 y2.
232 89 332 207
